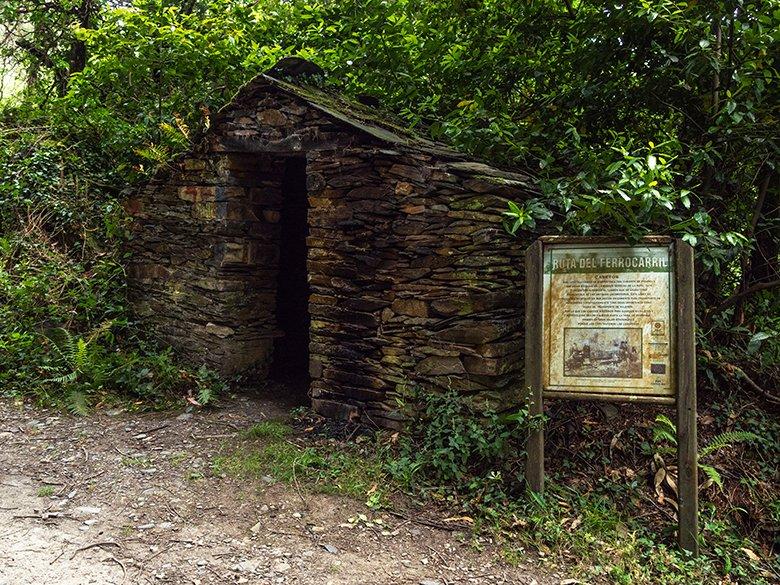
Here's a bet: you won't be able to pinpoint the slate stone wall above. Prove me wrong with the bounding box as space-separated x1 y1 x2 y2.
305 150 531 427
127 75 538 428
128 153 286 375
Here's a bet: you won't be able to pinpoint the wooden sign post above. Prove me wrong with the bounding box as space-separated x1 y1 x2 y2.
524 236 698 555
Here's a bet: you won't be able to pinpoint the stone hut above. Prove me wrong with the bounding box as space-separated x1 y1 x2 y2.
127 58 540 428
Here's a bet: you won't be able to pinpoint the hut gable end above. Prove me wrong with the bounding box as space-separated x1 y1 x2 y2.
127 61 540 428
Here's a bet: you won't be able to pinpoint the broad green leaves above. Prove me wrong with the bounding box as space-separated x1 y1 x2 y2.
503 199 553 235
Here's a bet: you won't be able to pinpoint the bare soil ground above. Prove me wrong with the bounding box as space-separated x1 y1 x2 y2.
0 394 555 585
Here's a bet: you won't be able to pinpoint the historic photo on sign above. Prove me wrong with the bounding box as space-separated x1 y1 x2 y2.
563 327 642 378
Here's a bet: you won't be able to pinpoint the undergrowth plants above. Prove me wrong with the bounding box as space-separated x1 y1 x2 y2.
205 388 776 583
0 127 226 412
653 414 760 491
388 387 534 513
388 388 777 584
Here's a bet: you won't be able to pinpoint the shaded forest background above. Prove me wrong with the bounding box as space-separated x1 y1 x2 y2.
0 1 777 582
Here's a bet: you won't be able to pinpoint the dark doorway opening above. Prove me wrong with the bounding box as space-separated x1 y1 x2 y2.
269 156 311 396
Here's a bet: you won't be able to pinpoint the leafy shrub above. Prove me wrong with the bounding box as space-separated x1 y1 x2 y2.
388 387 534 512
189 364 227 407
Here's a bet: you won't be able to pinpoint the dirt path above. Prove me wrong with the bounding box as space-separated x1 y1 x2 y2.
0 395 554 585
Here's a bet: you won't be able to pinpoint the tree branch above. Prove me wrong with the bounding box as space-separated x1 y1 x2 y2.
15 38 56 69
728 364 780 404
715 279 780 312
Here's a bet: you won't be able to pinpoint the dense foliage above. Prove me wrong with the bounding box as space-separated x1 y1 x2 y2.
0 0 777 580
391 388 779 582
0 124 225 410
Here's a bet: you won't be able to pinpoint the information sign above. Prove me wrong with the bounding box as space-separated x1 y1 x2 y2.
524 236 698 555
542 243 675 402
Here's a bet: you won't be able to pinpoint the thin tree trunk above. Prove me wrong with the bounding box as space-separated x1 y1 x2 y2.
733 171 775 324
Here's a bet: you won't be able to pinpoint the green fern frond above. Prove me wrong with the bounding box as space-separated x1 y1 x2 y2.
652 416 758 492
66 390 89 416
172 113 190 139
46 371 78 384
653 414 678 445
699 431 760 459
47 327 77 368
134 143 170 164
699 464 723 490
42 328 84 385
158 122 177 137
61 329 77 365
74 337 88 371
197 384 213 407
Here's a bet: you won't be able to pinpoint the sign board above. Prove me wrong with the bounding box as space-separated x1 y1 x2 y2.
524 236 698 555
542 243 675 402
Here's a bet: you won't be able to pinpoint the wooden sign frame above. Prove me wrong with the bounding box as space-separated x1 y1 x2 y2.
524 236 698 555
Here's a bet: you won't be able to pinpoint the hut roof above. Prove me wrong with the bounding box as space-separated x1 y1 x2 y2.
211 57 539 193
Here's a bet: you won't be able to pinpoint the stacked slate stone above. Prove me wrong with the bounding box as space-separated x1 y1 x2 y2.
127 62 540 428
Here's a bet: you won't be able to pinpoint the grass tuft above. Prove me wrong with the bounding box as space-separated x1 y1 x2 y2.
241 420 293 440
214 422 388 507
36 485 55 497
